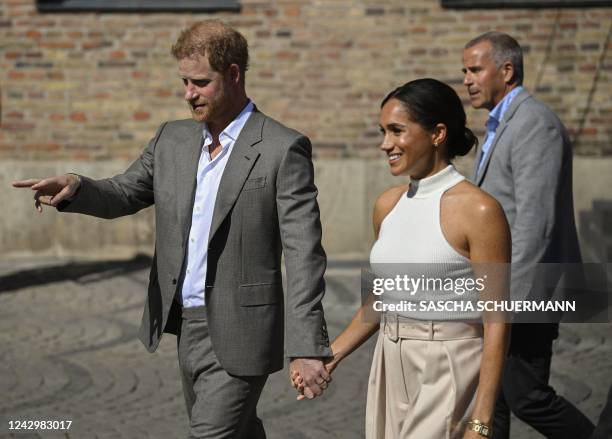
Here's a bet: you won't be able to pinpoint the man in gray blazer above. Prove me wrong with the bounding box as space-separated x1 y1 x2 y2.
462 31 594 438
13 20 332 438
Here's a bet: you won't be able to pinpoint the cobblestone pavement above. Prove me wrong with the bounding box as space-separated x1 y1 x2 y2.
0 258 610 439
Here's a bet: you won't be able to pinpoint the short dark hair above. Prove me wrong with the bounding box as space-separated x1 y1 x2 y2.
171 20 249 77
381 78 478 160
465 31 524 85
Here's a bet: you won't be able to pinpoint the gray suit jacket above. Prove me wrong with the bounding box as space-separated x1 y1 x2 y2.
60 108 332 375
472 89 581 300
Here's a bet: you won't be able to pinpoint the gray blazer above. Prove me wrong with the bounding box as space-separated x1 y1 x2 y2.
61 108 332 375
473 89 581 300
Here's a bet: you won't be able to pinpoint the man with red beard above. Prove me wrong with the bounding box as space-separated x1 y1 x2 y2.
13 20 332 438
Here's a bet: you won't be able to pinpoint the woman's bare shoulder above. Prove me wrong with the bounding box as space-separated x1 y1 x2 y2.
445 180 504 219
374 184 408 215
445 181 510 261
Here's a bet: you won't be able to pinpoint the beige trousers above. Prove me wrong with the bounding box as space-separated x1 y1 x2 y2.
366 316 483 439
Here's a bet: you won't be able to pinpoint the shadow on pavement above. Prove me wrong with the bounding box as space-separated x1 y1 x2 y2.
0 254 152 294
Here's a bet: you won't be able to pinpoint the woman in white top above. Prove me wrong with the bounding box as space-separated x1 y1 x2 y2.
293 79 511 439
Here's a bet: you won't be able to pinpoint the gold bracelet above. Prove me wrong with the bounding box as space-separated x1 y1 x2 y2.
467 419 491 438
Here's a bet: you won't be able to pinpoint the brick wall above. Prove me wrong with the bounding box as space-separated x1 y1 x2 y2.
1 0 610 162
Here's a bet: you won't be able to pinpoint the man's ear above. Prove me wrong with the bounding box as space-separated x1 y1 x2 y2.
228 64 241 85
501 61 515 85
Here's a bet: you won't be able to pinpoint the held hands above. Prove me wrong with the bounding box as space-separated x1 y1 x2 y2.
289 355 339 401
12 174 81 212
289 357 333 401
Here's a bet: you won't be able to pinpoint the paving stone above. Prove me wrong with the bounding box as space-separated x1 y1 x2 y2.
0 262 610 438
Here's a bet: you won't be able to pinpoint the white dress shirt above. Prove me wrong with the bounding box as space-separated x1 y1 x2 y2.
179 101 254 308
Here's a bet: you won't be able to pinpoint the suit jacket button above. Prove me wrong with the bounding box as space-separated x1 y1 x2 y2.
172 278 177 285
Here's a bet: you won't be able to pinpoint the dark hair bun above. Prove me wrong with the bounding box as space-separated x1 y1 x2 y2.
451 127 478 158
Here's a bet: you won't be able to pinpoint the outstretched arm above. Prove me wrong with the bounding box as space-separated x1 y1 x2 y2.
12 123 166 219
12 174 81 212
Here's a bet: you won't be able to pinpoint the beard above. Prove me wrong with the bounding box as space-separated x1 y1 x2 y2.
189 101 217 122
188 89 227 123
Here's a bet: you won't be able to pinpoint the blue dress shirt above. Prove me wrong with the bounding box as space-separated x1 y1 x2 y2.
475 86 524 175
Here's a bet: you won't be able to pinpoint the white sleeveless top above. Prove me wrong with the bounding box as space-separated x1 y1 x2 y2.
369 165 481 321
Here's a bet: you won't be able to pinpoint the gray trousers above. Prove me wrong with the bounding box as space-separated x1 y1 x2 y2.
178 306 268 439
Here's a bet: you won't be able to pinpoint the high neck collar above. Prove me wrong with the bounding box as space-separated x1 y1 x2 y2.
407 165 463 198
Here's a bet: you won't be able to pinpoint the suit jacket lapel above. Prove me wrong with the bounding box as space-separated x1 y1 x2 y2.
208 109 263 243
475 89 532 186
176 121 206 242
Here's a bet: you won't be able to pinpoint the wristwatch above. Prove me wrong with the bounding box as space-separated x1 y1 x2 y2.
467 419 491 437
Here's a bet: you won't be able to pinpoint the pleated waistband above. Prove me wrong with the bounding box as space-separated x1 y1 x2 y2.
382 313 483 341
